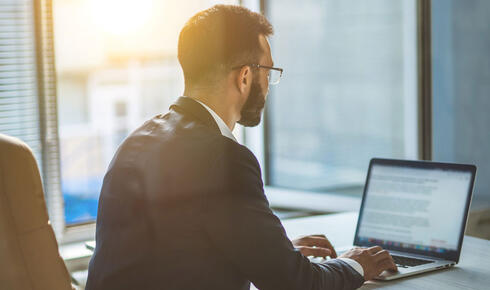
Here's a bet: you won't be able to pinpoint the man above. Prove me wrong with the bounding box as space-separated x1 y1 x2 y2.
86 5 396 290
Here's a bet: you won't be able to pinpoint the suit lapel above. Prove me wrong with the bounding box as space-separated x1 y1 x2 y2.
170 96 221 134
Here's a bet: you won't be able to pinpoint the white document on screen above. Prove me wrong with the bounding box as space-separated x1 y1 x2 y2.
358 164 471 251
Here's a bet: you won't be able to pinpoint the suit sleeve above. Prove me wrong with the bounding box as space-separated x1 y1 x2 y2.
203 142 365 290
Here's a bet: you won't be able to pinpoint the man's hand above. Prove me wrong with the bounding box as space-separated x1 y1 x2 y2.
293 234 337 258
339 246 398 280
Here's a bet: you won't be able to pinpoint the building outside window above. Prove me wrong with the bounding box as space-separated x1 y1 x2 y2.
265 0 418 195
54 0 239 225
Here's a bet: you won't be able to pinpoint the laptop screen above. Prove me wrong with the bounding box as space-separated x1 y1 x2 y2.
354 159 476 262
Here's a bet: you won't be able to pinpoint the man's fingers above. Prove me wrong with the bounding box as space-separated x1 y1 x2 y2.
372 250 397 272
367 246 383 254
308 236 337 258
311 234 327 238
377 257 398 272
295 236 327 246
297 236 338 258
372 250 391 262
297 246 332 258
320 237 337 258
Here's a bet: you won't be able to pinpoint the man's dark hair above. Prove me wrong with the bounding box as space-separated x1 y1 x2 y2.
178 5 273 87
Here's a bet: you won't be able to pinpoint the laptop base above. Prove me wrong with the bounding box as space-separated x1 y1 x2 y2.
375 260 455 281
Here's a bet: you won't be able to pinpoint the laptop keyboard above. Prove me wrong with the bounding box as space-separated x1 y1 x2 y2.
391 255 434 268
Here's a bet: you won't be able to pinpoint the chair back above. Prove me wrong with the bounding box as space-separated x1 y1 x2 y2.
0 134 72 289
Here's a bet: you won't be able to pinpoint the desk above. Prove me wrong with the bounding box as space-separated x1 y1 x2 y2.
84 212 490 289
282 212 490 289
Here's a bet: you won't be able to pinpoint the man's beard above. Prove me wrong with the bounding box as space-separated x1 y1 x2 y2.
237 78 266 127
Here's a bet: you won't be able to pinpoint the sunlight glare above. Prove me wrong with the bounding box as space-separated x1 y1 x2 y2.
90 0 153 36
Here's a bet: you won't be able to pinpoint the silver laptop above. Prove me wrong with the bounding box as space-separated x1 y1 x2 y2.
348 158 477 280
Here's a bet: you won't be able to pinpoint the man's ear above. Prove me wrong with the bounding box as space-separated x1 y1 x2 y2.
236 66 252 94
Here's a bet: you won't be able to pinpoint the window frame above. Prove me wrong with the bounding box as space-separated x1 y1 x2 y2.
32 0 98 244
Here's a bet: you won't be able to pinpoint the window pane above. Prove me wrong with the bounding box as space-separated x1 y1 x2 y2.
54 0 238 225
267 0 418 194
432 0 490 209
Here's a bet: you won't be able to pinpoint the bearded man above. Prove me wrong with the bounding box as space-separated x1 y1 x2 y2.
86 5 396 290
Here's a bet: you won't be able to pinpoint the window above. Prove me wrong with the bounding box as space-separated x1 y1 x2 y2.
432 0 490 210
5 0 488 242
0 0 64 237
53 0 239 227
0 0 42 163
264 0 418 196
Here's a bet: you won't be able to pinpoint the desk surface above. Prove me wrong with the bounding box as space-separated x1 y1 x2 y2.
85 212 490 289
282 212 490 290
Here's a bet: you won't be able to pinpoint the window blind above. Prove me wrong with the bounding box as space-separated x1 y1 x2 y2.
0 0 64 238
0 0 42 162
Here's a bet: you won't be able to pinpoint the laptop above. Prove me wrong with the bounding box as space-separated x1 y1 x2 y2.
344 158 477 280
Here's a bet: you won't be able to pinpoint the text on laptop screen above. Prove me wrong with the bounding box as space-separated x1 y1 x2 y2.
357 164 472 252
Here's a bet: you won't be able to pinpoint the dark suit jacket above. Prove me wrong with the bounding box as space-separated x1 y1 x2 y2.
86 97 364 290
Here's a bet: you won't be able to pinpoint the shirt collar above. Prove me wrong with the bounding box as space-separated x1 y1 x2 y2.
186 97 237 142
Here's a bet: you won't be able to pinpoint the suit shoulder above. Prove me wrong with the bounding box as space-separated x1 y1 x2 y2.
214 137 261 172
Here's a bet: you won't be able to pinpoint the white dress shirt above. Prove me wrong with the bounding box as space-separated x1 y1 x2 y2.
192 98 237 142
190 97 364 278
337 258 364 277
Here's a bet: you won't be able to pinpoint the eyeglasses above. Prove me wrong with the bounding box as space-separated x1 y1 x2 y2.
232 64 284 85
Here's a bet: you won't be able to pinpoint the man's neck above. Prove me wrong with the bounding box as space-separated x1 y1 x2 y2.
183 89 238 131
